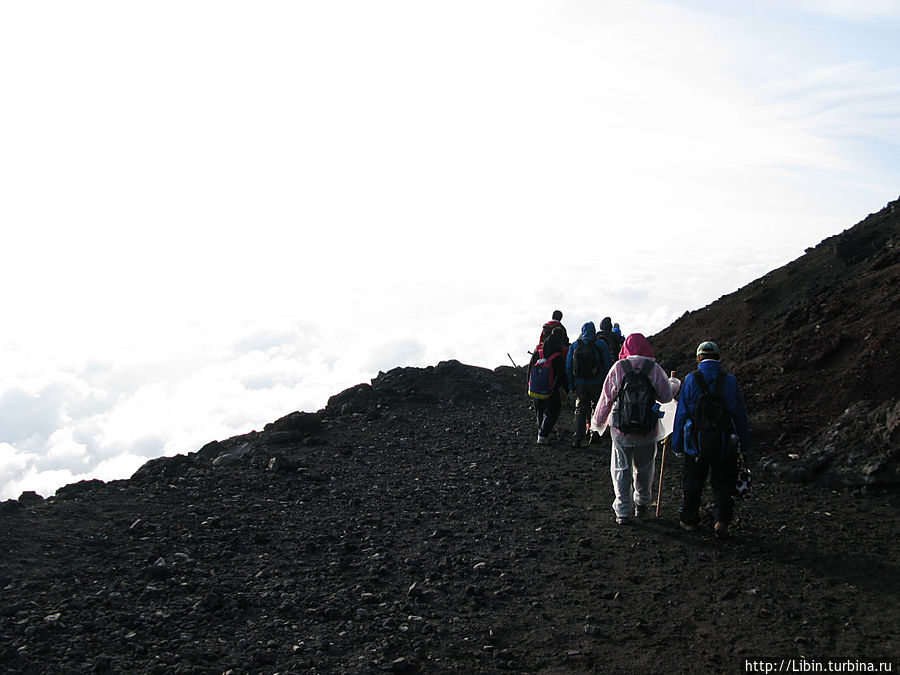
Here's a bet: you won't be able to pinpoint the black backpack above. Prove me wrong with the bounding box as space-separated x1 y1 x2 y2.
597 331 622 359
572 340 600 378
611 360 656 434
690 370 733 453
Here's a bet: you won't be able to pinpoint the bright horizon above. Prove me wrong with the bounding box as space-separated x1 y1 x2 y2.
1 0 898 499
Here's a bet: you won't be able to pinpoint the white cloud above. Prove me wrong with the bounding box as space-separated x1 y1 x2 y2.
0 443 36 495
0 469 79 502
42 429 89 467
791 0 900 21
90 453 150 484
0 1 897 500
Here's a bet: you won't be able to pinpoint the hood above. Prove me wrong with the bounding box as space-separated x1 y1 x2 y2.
619 333 654 359
580 322 596 341
600 317 613 332
542 331 564 357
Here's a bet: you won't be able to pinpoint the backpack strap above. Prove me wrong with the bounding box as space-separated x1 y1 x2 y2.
620 359 633 375
692 369 708 392
712 371 727 395
693 368 727 395
639 360 653 377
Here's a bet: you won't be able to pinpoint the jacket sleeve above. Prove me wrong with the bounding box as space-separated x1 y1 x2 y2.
727 375 751 454
596 340 613 376
650 363 676 404
565 344 575 390
554 354 569 394
671 373 696 453
591 362 620 434
526 351 538 393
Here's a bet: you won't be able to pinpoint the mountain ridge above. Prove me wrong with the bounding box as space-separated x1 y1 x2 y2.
650 196 900 486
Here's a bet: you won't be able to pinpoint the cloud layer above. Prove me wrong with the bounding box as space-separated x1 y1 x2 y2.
1 1 897 498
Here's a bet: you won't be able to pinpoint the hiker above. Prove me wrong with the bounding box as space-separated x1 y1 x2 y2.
566 322 613 448
591 333 680 524
527 329 569 445
671 341 750 539
597 317 624 360
539 310 570 349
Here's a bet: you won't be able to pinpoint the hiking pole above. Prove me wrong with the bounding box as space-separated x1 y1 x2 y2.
656 435 670 517
508 353 518 368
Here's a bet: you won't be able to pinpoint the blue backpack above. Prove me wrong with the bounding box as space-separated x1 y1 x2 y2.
528 352 560 399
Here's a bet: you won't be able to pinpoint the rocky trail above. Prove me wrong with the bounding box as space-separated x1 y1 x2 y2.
1 361 898 673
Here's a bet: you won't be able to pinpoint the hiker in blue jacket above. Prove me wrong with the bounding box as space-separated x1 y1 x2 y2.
566 322 613 448
672 341 751 539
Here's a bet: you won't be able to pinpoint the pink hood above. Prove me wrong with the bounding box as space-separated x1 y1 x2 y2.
619 333 654 359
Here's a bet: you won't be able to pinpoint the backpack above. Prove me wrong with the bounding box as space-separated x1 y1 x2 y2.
528 353 560 399
611 360 657 434
597 331 622 360
689 369 733 454
572 340 601 379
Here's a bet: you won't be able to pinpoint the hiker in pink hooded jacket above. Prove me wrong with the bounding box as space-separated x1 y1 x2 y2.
591 333 681 524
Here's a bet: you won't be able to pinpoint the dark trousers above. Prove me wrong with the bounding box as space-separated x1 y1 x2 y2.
681 447 739 526
573 382 601 443
534 391 562 438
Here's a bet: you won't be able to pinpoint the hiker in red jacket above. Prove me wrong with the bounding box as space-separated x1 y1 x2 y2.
538 310 569 351
527 329 569 445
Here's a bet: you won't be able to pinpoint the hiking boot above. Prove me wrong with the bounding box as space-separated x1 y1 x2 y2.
616 516 631 525
537 435 551 445
634 504 648 519
714 522 730 539
679 520 698 532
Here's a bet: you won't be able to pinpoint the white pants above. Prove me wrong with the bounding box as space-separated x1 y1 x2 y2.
610 436 657 518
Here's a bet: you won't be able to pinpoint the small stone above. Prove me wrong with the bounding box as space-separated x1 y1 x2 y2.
388 656 412 672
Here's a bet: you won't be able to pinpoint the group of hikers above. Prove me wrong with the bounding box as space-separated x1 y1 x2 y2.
527 310 751 539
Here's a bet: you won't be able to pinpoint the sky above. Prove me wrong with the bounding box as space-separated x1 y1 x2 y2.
1 0 898 499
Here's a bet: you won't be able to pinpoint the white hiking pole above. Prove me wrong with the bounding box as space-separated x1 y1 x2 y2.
656 435 670 517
